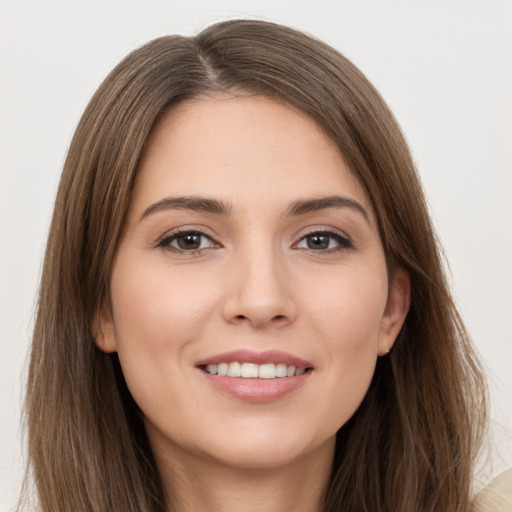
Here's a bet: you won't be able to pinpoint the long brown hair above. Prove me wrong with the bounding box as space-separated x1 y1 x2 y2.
22 19 487 511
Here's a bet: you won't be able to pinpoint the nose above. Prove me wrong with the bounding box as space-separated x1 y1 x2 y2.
221 245 297 329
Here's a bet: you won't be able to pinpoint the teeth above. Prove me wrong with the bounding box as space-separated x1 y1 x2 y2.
205 362 308 378
276 363 288 377
207 363 218 375
259 363 275 379
227 361 241 377
241 363 259 378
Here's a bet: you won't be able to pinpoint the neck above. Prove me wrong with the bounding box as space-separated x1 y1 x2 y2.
152 436 335 512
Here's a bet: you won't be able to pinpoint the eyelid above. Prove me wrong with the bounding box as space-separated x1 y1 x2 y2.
154 224 352 254
155 226 221 254
292 226 353 251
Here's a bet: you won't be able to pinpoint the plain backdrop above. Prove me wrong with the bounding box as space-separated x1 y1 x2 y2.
1 0 511 510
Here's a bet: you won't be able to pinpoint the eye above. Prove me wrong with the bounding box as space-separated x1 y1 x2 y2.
295 230 352 251
157 230 217 253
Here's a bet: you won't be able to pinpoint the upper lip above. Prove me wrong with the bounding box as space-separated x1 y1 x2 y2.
196 349 313 369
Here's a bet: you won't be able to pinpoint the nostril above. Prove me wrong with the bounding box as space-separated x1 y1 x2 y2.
232 313 286 323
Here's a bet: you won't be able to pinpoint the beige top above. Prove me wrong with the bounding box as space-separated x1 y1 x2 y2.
472 470 512 512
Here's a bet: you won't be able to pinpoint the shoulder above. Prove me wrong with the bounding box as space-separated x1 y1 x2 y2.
472 470 512 512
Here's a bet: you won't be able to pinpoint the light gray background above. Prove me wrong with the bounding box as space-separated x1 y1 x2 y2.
1 1 511 510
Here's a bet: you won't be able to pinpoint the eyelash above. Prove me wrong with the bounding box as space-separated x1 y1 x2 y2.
156 228 352 255
156 229 218 256
294 228 352 252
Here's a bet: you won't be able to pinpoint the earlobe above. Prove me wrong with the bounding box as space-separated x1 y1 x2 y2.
378 268 411 356
93 305 118 353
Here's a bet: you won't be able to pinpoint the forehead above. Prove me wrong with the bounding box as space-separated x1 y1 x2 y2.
132 94 374 220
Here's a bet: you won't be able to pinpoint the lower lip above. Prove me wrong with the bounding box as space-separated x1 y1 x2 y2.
200 370 311 402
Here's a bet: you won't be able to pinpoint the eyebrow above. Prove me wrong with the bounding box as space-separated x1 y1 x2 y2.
140 194 369 223
285 196 370 222
140 196 231 220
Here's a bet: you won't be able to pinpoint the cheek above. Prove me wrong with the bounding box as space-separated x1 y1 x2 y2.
108 258 222 408
302 263 388 350
110 259 220 352
299 266 388 423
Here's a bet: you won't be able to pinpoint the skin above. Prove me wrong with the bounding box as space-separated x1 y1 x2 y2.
97 95 410 512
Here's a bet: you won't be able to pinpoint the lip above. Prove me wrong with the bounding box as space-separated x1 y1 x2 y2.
195 349 313 369
196 349 313 403
201 371 312 402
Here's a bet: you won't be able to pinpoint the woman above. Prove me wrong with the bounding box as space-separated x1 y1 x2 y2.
21 19 506 511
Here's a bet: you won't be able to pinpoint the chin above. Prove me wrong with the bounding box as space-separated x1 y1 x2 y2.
194 421 335 471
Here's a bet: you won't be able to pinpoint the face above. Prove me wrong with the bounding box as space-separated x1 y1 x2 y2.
97 95 409 472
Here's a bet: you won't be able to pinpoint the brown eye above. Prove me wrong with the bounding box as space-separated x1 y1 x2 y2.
305 234 330 250
296 231 352 251
158 231 216 252
175 233 203 250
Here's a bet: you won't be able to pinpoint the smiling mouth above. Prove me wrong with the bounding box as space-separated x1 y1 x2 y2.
201 362 312 379
197 352 314 401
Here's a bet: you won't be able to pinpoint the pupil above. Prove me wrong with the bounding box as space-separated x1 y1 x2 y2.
307 235 329 250
178 233 201 250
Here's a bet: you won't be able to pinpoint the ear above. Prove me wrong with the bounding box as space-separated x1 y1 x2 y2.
378 267 410 356
93 304 118 353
